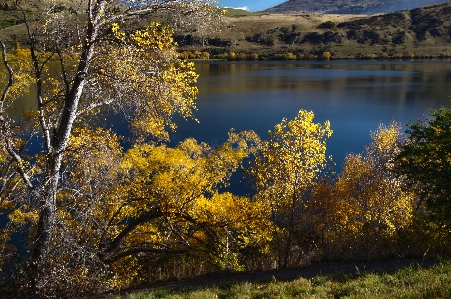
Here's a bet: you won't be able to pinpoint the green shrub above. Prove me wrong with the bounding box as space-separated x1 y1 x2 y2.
318 21 337 30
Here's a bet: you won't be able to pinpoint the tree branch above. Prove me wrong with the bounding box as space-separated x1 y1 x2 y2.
100 209 164 260
103 245 188 265
0 40 34 189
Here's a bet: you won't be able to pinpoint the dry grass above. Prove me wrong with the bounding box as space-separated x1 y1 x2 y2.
178 4 451 59
213 14 369 55
1 4 451 59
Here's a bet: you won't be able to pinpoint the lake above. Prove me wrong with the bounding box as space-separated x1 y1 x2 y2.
5 60 451 171
169 60 451 169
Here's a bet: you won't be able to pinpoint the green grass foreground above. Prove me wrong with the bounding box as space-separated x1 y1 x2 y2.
113 260 451 299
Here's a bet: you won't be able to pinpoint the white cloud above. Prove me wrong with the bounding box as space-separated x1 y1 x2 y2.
225 6 250 11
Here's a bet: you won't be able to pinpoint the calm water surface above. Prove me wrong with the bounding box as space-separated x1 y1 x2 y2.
5 60 451 170
170 60 451 168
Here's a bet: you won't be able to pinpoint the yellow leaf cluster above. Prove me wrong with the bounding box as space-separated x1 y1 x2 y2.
83 132 263 283
94 22 199 141
333 122 415 238
0 61 32 103
251 109 333 209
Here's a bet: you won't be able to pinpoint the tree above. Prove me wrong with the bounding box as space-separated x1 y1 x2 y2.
318 21 337 30
333 122 415 258
0 0 222 296
395 104 451 233
247 109 333 268
0 39 34 283
24 129 266 295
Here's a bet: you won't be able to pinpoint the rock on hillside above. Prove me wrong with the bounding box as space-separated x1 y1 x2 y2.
265 0 451 14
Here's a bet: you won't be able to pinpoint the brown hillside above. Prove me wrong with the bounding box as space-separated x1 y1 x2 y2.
265 0 451 14
176 2 451 59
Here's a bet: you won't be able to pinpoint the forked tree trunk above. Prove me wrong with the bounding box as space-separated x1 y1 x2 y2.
29 17 98 295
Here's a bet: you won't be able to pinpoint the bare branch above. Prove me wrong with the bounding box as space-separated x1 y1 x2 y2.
0 40 13 110
103 245 188 264
101 210 164 259
0 40 34 189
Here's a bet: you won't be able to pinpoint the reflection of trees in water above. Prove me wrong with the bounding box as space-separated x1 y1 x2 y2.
3 60 451 121
194 62 451 102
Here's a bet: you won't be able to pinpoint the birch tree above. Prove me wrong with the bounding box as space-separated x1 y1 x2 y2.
247 110 333 268
0 0 221 296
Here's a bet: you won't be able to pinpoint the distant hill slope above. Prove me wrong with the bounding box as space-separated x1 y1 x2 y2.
2 1 451 59
265 0 451 14
174 2 451 59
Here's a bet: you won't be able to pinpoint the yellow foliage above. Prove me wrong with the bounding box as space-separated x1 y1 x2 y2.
321 51 332 60
251 109 333 208
248 109 333 267
333 122 415 239
194 192 272 269
62 132 264 285
195 192 272 242
228 52 237 60
0 60 32 103
0 0 226 295
249 53 259 60
8 207 38 225
93 22 199 141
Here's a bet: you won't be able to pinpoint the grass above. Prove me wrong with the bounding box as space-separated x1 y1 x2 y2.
112 260 451 299
224 8 269 17
3 3 451 59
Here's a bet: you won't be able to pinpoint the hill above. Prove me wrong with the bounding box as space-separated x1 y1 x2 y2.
265 0 451 14
175 2 451 59
1 2 451 59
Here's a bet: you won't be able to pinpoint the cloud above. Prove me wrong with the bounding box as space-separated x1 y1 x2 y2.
225 6 250 11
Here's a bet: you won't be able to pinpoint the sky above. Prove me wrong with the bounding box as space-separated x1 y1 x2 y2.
215 0 283 12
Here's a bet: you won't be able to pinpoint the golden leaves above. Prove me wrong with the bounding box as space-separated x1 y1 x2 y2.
95 22 199 142
246 110 334 267
94 133 266 280
114 136 245 212
8 205 38 225
333 122 415 237
0 60 32 104
250 109 333 206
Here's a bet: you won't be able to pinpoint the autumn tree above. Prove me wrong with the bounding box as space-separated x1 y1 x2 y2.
332 122 416 259
394 104 451 234
0 0 222 297
23 128 267 295
96 131 270 285
0 41 34 285
247 110 333 269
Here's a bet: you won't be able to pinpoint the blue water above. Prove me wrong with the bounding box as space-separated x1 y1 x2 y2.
168 60 451 172
5 60 451 254
6 60 451 194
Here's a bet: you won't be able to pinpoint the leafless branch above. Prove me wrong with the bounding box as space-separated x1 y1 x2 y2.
0 40 34 189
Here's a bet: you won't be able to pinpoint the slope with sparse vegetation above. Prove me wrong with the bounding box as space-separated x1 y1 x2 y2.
2 2 451 60
174 2 451 60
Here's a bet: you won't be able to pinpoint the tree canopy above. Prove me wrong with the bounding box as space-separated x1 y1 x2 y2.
333 122 415 257
0 0 223 297
395 104 451 233
1 2 451 297
247 110 333 268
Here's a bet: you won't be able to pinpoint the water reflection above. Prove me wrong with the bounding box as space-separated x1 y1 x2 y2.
171 60 451 169
3 60 451 168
